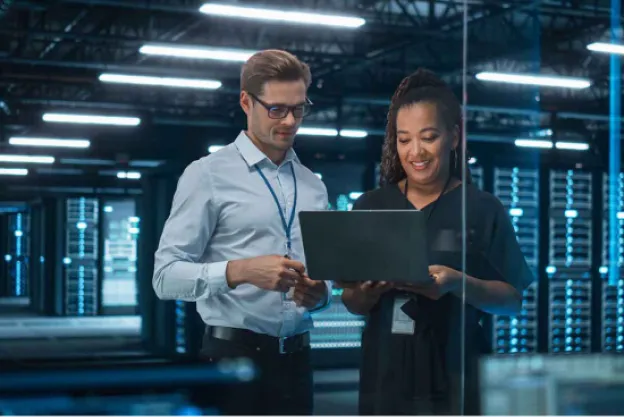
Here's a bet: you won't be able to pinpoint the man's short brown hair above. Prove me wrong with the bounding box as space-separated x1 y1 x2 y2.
240 49 312 97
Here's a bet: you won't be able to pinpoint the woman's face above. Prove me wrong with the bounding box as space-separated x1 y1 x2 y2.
396 102 458 188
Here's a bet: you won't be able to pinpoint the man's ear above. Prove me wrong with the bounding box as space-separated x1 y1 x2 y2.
240 91 251 115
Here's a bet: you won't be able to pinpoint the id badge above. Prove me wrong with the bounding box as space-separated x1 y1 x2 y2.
391 296 415 335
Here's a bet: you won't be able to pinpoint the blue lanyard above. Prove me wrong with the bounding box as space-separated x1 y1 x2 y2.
255 164 298 253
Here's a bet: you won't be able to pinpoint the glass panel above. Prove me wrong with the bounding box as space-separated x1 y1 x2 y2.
471 1 623 415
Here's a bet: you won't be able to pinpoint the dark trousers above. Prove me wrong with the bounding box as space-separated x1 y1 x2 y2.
199 330 313 415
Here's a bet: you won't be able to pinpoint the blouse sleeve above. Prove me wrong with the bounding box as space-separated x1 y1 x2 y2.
485 197 536 293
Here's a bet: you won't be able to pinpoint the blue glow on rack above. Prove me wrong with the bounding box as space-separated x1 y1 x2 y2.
175 300 186 354
336 195 349 211
77 198 86 314
14 213 23 296
565 209 578 219
509 208 524 217
78 265 85 315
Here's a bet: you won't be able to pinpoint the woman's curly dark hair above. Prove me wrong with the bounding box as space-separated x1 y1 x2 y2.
379 68 472 186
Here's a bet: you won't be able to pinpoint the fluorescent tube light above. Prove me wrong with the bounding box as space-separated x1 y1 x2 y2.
298 127 337 136
0 168 28 176
297 127 369 137
117 171 141 180
0 154 55 164
514 139 554 149
139 44 256 62
9 137 90 149
60 158 115 166
348 192 363 200
555 141 590 151
43 113 141 126
199 3 365 28
208 145 225 153
99 73 222 90
340 129 368 138
587 42 624 55
468 157 477 165
476 72 590 89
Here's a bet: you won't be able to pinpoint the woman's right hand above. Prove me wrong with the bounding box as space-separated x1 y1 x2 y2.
338 281 393 315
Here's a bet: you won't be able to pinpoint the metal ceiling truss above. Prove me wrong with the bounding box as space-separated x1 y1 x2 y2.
0 0 621 166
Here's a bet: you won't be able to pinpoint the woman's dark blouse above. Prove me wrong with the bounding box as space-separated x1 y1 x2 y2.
352 183 534 415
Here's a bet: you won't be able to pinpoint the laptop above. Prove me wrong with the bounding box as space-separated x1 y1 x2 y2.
298 210 430 284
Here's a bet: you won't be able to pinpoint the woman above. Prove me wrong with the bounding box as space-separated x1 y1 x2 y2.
340 69 534 415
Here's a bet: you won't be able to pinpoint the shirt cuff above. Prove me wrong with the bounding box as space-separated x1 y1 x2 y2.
206 260 231 296
309 280 333 313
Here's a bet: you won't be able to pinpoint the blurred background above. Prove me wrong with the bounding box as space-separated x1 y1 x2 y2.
0 0 623 415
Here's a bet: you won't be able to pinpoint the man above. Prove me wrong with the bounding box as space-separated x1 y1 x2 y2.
152 49 330 415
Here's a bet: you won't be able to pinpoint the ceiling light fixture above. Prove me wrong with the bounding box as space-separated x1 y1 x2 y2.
43 113 141 126
199 3 366 28
9 137 90 149
117 171 141 180
0 154 55 164
0 168 28 176
587 42 624 55
208 145 225 153
139 44 256 62
476 72 591 89
514 139 554 149
555 141 590 151
99 73 222 90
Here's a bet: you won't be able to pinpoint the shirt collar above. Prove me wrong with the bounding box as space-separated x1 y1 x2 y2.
234 130 298 168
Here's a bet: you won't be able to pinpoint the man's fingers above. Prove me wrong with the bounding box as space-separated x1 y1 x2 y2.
283 259 306 274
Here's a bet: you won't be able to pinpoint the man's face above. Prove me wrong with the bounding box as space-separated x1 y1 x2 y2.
241 79 308 152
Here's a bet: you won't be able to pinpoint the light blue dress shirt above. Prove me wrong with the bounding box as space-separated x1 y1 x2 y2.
153 131 331 337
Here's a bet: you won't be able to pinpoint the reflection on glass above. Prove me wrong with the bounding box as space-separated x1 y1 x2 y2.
102 200 139 309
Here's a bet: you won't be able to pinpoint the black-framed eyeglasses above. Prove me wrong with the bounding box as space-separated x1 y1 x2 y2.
247 92 313 119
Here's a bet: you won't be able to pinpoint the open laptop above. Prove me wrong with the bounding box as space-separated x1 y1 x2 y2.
298 210 430 284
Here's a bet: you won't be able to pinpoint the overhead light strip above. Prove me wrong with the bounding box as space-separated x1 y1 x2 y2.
198 3 366 28
587 42 624 55
514 139 554 149
298 127 369 138
514 139 590 151
139 44 256 62
99 73 222 90
476 72 591 89
555 141 590 151
117 171 141 180
9 137 90 149
0 155 55 164
0 168 28 176
43 113 141 126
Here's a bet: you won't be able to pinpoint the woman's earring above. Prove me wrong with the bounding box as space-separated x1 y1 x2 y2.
453 149 458 171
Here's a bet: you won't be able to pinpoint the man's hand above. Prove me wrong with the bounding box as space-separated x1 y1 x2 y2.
226 255 305 292
395 265 461 300
293 275 328 308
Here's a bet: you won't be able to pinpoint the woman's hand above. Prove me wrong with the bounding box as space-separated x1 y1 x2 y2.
395 265 462 300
